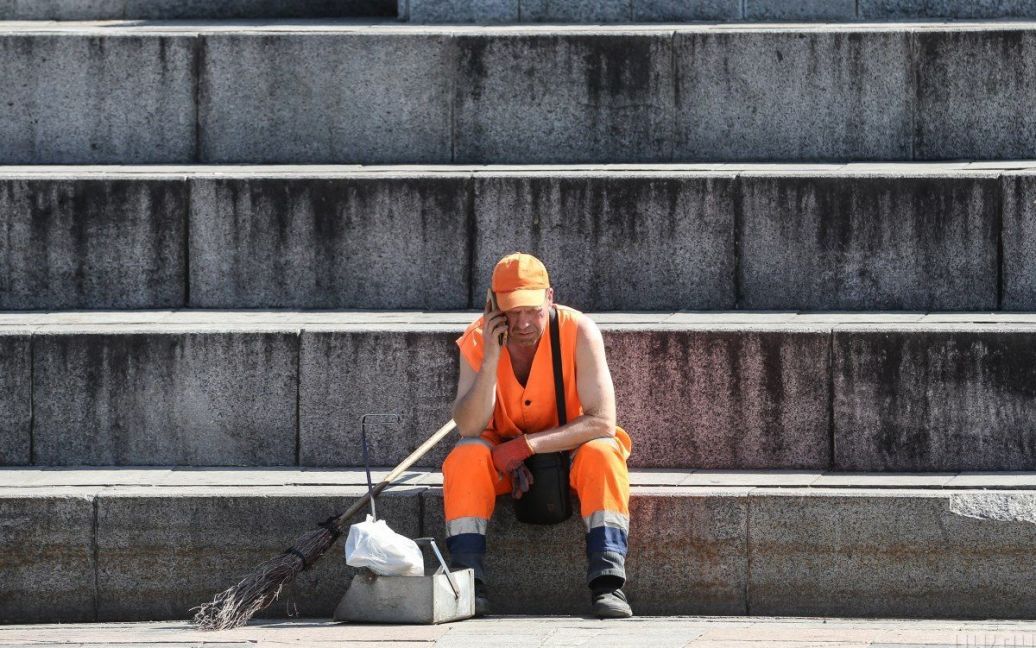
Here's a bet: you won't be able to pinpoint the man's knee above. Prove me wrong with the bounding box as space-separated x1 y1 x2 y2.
573 436 624 466
443 437 494 475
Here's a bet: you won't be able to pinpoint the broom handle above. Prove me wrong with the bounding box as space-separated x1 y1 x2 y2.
333 419 458 531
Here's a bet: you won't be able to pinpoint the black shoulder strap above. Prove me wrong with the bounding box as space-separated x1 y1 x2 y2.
549 307 567 426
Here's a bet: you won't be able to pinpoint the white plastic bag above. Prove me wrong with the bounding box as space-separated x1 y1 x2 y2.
344 515 424 577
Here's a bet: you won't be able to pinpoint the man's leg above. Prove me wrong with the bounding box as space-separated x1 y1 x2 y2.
442 436 510 615
570 431 632 618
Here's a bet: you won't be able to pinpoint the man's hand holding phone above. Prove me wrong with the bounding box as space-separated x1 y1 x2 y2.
483 289 508 360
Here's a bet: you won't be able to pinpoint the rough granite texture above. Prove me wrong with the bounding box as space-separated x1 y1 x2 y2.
299 329 460 468
0 35 195 164
32 332 299 466
744 0 856 19
0 0 395 19
472 174 736 311
738 174 999 310
403 0 519 21
423 488 749 615
188 177 470 309
94 488 421 621
860 0 1036 19
608 329 832 470
749 490 1036 618
199 33 452 164
0 179 187 310
632 0 741 20
1 28 1035 162
0 335 30 465
0 493 96 623
521 0 631 22
834 328 1036 471
916 29 1036 160
453 33 674 163
674 30 912 161
1003 172 1036 310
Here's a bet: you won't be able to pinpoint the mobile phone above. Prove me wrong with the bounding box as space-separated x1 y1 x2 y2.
486 288 507 346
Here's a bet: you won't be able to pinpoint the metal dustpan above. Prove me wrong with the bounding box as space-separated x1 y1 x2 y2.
334 537 475 624
335 414 475 624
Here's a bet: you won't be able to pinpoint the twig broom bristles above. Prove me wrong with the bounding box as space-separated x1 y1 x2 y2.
192 420 458 631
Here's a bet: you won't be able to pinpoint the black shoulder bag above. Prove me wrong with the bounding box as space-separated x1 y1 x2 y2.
513 307 574 525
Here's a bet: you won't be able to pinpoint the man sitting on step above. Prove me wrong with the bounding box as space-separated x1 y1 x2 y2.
443 252 633 619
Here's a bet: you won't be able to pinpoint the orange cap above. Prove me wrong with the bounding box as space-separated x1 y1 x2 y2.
491 253 550 311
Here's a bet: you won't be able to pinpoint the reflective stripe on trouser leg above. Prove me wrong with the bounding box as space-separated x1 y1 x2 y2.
442 436 510 583
570 436 631 585
584 510 629 585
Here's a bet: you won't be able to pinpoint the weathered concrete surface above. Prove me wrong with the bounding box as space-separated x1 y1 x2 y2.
405 0 1036 22
834 327 1036 471
2 164 1032 311
1003 172 1036 310
2 25 1036 163
302 323 831 470
188 176 470 309
916 29 1036 160
422 488 749 615
0 35 194 165
472 173 736 311
94 486 421 621
674 30 912 161
0 0 396 19
199 33 451 164
453 33 674 163
299 328 459 468
738 174 999 310
12 313 1036 471
32 331 299 466
0 179 186 310
0 492 95 623
0 334 30 465
860 0 1036 19
632 0 741 20
749 489 1036 618
744 0 856 20
608 328 831 470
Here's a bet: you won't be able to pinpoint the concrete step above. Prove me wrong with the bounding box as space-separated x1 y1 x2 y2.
0 1 396 20
6 163 1036 311
404 0 1036 23
1 22 1036 163
4 311 1036 472
4 467 1036 622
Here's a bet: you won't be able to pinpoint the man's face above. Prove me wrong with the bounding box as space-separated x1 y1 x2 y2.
505 290 553 347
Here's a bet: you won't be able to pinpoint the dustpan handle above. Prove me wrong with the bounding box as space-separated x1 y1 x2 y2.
414 537 460 599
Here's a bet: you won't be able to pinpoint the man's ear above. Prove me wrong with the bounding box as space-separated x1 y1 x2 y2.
546 287 555 305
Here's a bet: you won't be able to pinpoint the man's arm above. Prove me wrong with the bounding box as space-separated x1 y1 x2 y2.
452 357 496 438
525 316 617 453
452 310 509 438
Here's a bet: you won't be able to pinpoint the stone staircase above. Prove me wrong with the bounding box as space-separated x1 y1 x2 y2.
4 1 1036 625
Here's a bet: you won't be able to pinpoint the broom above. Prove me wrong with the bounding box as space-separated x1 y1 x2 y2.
192 419 458 630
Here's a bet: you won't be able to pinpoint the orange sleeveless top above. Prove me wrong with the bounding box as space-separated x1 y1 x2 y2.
456 304 583 442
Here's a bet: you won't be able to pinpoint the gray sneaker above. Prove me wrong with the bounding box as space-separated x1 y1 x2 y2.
592 587 633 619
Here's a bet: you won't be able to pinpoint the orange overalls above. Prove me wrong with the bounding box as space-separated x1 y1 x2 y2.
442 304 632 587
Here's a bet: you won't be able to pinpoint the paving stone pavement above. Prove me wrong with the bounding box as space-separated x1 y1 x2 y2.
2 617 1036 647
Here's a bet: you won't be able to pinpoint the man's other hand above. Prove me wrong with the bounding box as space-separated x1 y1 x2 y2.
510 464 534 499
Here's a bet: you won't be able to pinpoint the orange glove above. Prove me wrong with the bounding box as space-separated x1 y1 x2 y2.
492 435 534 474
